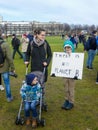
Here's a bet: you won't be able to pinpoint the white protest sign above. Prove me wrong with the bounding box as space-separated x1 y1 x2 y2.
51 52 84 79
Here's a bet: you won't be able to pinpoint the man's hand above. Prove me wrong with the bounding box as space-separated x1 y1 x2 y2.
25 61 29 65
43 62 47 66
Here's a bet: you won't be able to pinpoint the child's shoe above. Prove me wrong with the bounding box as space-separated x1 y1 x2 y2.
65 102 74 110
32 119 37 128
61 100 69 109
26 118 31 126
0 85 4 91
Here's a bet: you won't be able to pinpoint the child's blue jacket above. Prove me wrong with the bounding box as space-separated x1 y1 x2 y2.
20 83 41 102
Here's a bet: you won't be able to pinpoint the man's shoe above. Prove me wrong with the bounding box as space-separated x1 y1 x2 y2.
86 66 89 69
89 67 93 70
96 82 98 84
7 96 13 102
61 100 69 109
65 102 74 110
0 85 4 91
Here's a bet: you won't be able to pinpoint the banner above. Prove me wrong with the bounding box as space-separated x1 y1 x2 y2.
51 52 84 79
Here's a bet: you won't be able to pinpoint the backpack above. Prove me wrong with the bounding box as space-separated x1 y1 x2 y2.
16 38 21 46
85 37 91 51
0 41 5 67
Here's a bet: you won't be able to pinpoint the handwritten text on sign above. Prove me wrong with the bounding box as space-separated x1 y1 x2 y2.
51 52 84 79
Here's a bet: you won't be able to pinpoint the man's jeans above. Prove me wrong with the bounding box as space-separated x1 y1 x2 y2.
2 72 12 98
12 48 23 59
86 49 96 68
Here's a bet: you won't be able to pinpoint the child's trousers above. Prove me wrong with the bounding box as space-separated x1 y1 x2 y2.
24 100 38 119
64 78 75 104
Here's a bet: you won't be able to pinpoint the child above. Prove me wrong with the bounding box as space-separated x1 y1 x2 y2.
61 40 75 110
20 73 41 128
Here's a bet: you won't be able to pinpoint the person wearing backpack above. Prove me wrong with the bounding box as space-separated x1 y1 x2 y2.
25 28 52 82
86 30 97 69
0 31 15 102
25 28 52 105
11 34 23 59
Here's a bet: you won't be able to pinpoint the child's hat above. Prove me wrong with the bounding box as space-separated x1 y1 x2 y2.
26 73 36 85
63 40 74 52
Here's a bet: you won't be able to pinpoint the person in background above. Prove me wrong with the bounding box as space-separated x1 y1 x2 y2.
11 34 23 59
96 35 98 55
74 34 79 48
0 30 15 102
86 30 97 69
21 34 29 62
65 34 70 41
70 33 77 49
27 32 34 43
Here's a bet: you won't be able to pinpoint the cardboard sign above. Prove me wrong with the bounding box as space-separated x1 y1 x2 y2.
51 52 84 79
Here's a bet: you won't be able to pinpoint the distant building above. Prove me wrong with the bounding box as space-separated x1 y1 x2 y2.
0 20 62 35
0 15 3 23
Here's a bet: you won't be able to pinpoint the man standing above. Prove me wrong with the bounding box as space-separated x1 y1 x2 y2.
11 34 23 59
0 30 15 102
86 30 97 69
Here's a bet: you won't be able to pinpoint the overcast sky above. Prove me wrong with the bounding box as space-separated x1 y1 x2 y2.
0 0 98 25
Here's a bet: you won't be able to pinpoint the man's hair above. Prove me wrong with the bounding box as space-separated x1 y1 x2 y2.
34 27 45 35
92 30 97 34
12 34 16 37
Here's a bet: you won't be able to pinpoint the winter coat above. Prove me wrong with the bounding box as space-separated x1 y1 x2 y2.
21 37 29 52
20 82 41 102
89 35 97 50
26 38 52 82
0 38 15 73
11 37 20 49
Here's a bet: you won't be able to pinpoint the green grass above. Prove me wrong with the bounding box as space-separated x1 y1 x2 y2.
0 36 98 130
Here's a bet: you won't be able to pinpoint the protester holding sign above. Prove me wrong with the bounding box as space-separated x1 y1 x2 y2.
61 40 75 110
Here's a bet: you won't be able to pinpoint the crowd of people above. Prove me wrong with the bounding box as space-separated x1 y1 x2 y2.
0 28 98 128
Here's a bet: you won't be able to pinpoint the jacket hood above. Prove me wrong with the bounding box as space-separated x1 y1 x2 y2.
63 40 74 52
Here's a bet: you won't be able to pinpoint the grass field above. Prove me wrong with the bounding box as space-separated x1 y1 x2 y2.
0 36 98 130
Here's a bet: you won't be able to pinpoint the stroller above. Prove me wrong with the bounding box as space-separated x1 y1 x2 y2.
15 66 47 127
